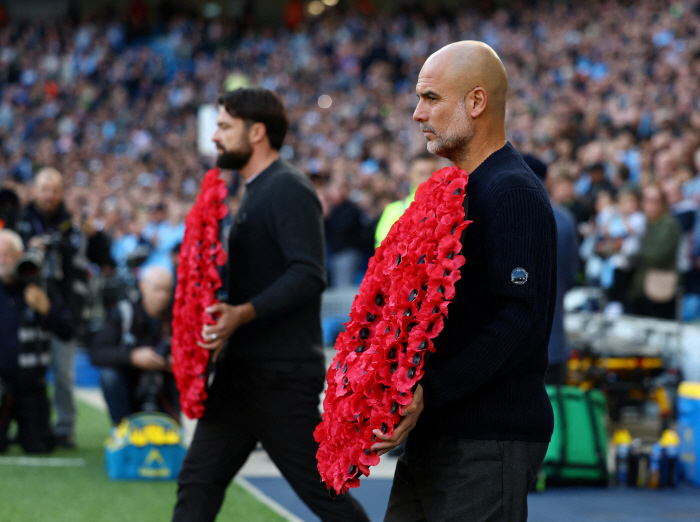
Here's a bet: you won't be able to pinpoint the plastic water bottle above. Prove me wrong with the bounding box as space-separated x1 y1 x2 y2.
535 470 546 492
660 430 680 487
627 439 643 487
613 429 632 486
648 443 662 489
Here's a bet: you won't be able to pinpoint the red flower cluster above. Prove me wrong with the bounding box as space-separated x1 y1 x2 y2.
314 166 471 494
172 168 229 419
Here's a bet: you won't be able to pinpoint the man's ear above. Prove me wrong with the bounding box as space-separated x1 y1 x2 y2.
468 87 487 119
248 122 268 146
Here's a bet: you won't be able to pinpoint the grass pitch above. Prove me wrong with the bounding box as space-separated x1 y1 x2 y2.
0 396 288 522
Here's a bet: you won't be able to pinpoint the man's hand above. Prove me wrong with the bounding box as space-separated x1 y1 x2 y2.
81 217 97 238
371 384 424 456
130 347 168 371
24 284 51 315
28 236 49 250
198 302 256 362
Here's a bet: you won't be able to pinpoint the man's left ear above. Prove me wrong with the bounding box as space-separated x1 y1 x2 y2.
248 122 268 145
469 87 487 118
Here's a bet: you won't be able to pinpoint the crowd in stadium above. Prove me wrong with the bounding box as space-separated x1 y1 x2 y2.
1 0 700 319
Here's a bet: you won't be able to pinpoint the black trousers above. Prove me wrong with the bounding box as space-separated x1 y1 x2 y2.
0 387 54 454
384 434 548 522
173 365 369 522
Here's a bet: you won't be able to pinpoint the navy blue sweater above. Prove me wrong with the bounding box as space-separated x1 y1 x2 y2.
416 143 557 443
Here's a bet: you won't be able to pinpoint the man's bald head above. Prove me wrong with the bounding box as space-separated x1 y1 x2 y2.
414 41 509 167
0 229 24 283
420 41 508 117
139 265 173 318
34 167 64 216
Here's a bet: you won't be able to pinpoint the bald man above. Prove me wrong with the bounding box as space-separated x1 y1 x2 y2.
17 168 114 448
87 265 178 425
371 42 557 522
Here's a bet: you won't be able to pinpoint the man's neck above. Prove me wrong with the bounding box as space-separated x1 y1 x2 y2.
454 137 507 174
36 205 59 220
0 273 17 286
239 150 281 181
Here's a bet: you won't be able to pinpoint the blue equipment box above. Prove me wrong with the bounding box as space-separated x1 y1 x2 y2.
678 382 700 486
105 412 186 481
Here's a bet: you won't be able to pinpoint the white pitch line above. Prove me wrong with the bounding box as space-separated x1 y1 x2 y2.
75 387 107 411
0 456 86 467
236 477 306 522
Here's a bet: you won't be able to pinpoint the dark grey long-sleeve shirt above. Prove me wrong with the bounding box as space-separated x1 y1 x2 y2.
223 159 327 369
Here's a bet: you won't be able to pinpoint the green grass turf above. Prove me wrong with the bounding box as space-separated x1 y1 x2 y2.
0 396 288 522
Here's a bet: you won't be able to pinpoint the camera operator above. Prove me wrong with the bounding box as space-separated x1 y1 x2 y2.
88 265 178 426
0 229 73 453
16 167 113 448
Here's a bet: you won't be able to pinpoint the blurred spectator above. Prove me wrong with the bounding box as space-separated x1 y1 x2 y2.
141 201 185 272
686 205 700 321
0 229 73 453
580 188 646 313
549 174 591 229
324 181 366 287
664 175 700 321
0 188 19 230
525 154 579 384
15 167 112 448
580 190 616 287
578 163 617 218
88 265 178 426
1 0 700 318
547 202 578 384
374 152 441 247
111 211 150 274
627 183 682 320
606 188 646 310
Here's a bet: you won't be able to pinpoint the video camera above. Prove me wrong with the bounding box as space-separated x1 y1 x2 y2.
137 336 172 412
16 246 45 284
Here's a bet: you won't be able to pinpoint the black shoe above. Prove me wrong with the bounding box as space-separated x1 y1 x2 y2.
55 434 77 449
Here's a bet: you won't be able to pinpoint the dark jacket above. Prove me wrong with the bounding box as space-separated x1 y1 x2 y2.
0 279 73 393
17 202 113 327
417 143 557 443
549 204 579 365
88 298 169 368
223 159 327 370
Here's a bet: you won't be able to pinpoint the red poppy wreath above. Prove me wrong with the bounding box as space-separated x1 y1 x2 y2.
172 168 229 419
314 165 471 495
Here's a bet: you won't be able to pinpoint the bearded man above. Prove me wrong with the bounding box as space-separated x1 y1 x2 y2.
172 88 369 522
370 41 558 522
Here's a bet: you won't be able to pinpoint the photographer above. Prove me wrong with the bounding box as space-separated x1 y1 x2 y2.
16 167 113 448
88 265 178 425
0 229 73 453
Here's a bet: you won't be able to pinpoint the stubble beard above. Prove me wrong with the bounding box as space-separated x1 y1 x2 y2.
422 102 473 164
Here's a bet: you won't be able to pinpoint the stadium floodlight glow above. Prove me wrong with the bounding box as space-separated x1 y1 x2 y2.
322 0 339 6
308 1 325 15
318 95 332 109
